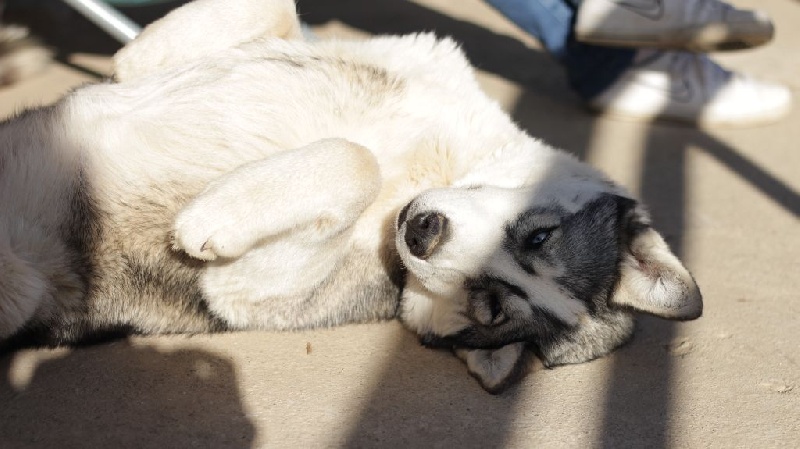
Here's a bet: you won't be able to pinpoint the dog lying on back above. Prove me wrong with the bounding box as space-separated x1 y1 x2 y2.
0 0 701 393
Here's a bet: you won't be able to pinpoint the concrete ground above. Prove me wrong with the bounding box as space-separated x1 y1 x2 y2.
1 0 797 447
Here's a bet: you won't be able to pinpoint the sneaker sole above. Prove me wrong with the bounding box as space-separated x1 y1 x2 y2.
576 22 774 52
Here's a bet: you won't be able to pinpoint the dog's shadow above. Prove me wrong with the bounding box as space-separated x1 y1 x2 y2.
0 343 255 449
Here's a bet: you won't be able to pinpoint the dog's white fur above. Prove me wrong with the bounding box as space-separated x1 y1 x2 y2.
0 0 701 392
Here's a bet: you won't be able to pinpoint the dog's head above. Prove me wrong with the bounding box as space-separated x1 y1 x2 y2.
396 179 702 394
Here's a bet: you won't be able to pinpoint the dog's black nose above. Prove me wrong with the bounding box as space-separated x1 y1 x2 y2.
404 211 447 259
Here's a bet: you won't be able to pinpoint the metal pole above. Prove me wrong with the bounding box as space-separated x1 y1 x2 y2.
61 0 142 44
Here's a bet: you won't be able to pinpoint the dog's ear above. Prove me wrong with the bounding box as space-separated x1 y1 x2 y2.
455 343 527 394
609 198 702 320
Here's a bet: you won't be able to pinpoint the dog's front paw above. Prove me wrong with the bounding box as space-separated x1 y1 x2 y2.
172 198 255 261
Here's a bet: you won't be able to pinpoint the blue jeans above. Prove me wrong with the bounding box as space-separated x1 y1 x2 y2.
484 0 636 99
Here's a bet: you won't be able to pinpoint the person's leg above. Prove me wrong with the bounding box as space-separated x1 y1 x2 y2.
484 0 635 99
485 0 791 126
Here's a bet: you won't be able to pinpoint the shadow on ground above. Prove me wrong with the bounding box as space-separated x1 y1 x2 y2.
0 342 254 449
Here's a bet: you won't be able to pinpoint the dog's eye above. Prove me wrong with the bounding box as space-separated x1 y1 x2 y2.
524 227 556 250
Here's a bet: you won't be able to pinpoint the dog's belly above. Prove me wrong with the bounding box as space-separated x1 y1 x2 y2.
31 42 456 340
63 180 226 341
78 176 402 335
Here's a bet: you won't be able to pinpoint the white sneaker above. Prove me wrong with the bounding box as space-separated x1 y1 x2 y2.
588 50 792 127
575 0 774 51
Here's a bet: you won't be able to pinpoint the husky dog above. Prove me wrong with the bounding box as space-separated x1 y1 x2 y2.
0 0 701 393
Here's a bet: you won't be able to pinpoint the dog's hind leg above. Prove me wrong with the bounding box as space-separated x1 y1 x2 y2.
0 219 83 339
0 242 47 339
113 0 302 82
173 138 381 261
